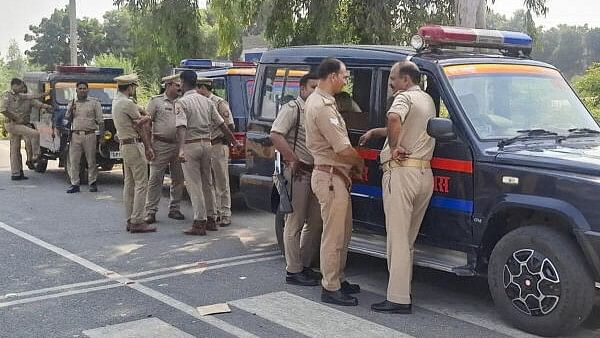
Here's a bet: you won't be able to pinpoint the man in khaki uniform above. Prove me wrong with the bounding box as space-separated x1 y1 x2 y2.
361 61 436 314
1 78 51 180
65 81 103 193
197 78 234 226
112 74 156 233
15 85 44 170
305 58 364 306
270 73 322 286
143 74 185 224
175 70 238 235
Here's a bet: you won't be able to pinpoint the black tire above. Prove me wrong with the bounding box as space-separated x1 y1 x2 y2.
99 162 114 171
275 210 285 255
34 158 48 173
488 225 596 337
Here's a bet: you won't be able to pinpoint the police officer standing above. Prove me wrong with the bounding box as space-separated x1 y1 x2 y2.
174 70 238 235
143 74 185 224
360 61 436 314
197 78 234 226
1 78 50 180
112 74 156 233
270 73 322 286
305 58 364 306
65 81 103 193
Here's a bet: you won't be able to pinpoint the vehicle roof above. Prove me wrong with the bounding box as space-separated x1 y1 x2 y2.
259 45 556 69
194 67 256 77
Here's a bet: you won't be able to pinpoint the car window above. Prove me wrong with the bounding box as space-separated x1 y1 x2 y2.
382 70 449 118
445 64 599 139
336 68 372 131
259 66 309 120
211 77 227 100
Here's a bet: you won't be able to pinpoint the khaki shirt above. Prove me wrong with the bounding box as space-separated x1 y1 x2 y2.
175 90 224 140
380 85 436 163
305 87 352 173
2 92 45 124
271 97 313 164
147 94 177 141
208 94 234 139
112 91 141 140
66 97 103 131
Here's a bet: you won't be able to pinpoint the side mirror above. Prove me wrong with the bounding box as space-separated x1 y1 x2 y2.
427 117 456 141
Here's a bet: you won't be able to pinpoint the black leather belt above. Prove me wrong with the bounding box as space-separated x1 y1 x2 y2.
153 134 177 144
211 137 228 145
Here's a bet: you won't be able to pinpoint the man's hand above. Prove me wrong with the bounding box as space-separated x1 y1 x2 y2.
145 147 155 161
391 146 411 160
359 130 373 147
350 160 365 179
178 149 186 163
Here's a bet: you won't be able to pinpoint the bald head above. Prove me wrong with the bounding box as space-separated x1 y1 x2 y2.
389 61 421 93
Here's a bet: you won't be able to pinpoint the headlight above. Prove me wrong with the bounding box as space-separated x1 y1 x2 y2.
103 131 113 141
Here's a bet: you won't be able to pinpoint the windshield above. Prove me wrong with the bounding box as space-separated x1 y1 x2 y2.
445 64 599 140
54 82 117 105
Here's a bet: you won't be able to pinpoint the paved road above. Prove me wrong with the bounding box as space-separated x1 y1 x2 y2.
0 140 599 338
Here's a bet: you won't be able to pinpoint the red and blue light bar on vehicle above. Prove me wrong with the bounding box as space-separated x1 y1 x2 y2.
55 66 124 75
413 25 533 55
179 59 255 69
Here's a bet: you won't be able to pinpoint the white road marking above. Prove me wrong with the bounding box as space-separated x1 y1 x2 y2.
126 250 279 279
0 221 259 338
0 284 122 308
230 291 413 338
83 317 194 338
0 251 280 301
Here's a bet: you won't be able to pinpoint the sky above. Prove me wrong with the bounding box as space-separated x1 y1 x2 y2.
0 0 598 58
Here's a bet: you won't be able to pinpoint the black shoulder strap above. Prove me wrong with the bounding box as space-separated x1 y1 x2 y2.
292 99 301 152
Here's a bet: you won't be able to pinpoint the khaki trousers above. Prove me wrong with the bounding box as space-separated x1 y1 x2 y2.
311 169 352 291
145 140 184 214
5 122 40 175
210 143 231 217
284 169 323 273
181 142 216 221
383 167 433 304
122 143 148 224
69 133 98 186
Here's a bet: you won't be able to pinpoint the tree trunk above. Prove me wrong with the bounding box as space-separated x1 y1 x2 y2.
455 0 486 28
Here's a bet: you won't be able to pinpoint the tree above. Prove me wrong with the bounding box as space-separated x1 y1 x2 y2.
5 40 27 79
102 10 134 58
114 0 219 77
574 63 600 120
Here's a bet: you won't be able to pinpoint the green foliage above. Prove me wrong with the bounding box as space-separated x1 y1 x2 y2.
24 7 137 70
92 53 137 74
574 63 600 120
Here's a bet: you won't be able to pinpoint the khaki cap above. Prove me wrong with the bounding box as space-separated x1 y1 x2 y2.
161 73 181 84
197 77 213 86
114 74 139 86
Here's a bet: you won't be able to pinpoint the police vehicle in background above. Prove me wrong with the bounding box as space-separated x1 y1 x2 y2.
240 25 600 336
24 66 123 181
175 58 257 192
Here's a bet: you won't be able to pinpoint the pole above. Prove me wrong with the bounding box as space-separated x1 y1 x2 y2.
69 0 78 65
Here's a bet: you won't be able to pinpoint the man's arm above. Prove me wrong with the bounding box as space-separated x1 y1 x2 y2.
358 127 387 146
174 100 187 162
218 123 239 147
176 126 186 162
387 94 411 160
270 132 298 164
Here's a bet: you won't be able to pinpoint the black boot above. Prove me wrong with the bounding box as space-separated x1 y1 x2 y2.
302 267 322 280
89 182 98 192
321 288 358 306
66 185 80 193
340 281 361 294
286 271 319 286
371 300 412 314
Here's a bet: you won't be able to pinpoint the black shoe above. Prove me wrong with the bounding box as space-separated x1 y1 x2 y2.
168 210 185 220
89 182 98 192
66 185 80 193
11 174 28 181
26 161 35 170
371 300 412 314
321 288 358 306
340 281 360 294
302 267 322 280
286 271 319 286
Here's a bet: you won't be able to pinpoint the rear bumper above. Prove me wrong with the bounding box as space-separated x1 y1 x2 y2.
240 174 275 213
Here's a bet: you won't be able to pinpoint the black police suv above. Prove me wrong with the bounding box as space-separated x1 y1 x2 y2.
240 25 600 336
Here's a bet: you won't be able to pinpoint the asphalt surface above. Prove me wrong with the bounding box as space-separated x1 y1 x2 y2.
0 140 599 338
